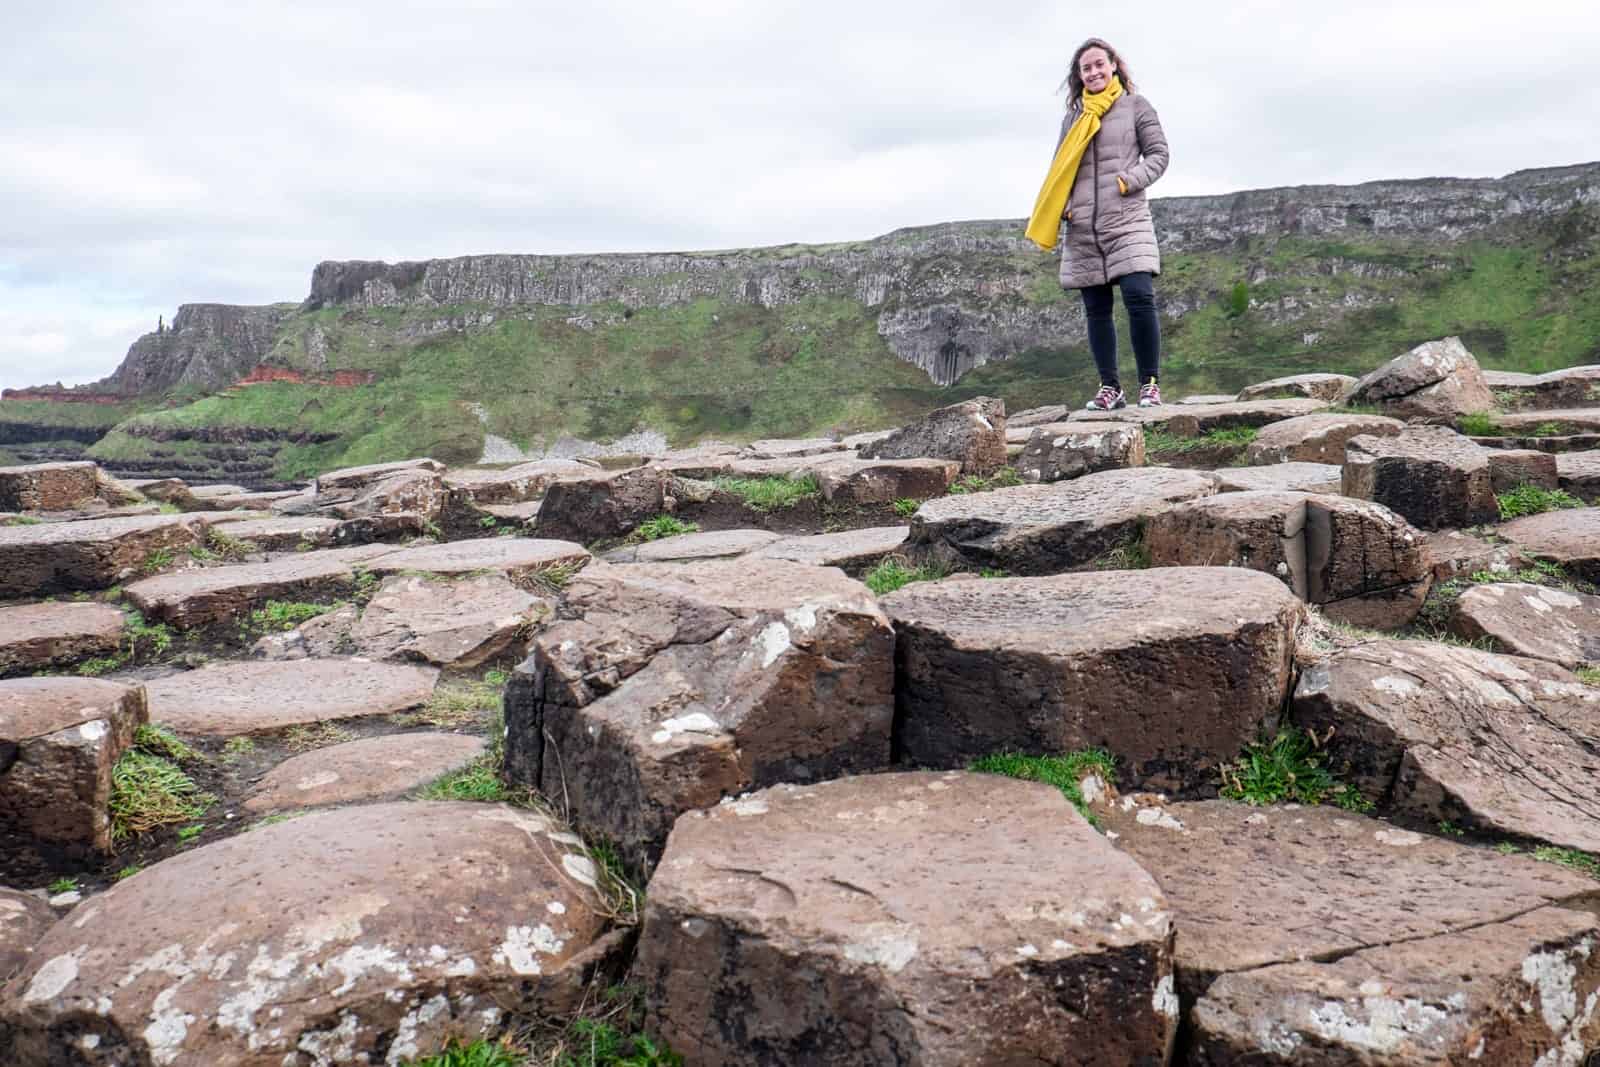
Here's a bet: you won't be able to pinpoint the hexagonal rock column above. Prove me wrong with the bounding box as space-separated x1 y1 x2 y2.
365 537 589 581
603 528 780 564
123 549 370 628
0 514 207 598
1342 426 1498 530
754 527 910 573
1485 364 1600 410
1500 508 1600 582
1243 412 1403 465
1343 336 1497 418
0 462 102 512
242 733 487 812
1017 421 1145 483
1557 449 1600 503
0 678 147 881
1293 640 1600 851
636 772 1178 1067
1425 528 1533 583
1235 372 1357 402
503 559 894 871
1064 397 1327 433
880 568 1303 791
443 459 595 506
312 457 445 494
1451 582 1600 669
907 467 1216 575
809 457 960 505
0 602 126 678
1099 798 1600 1061
1212 462 1342 494
346 572 551 667
0 802 624 1066
143 659 438 736
859 396 1007 475
532 466 677 542
1486 447 1559 494
1 888 56 985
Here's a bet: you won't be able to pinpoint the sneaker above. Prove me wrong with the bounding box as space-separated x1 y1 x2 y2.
1085 385 1126 411
1138 379 1163 407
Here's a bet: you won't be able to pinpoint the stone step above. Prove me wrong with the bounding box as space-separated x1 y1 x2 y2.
336 572 550 668
1293 640 1600 852
1485 365 1600 411
880 567 1303 791
123 549 376 628
1016 420 1145 483
1557 449 1600 502
441 458 595 506
1243 411 1403 465
1450 581 1600 669
0 462 101 512
0 602 126 678
144 659 437 736
1343 425 1497 530
1235 372 1356 402
1492 407 1600 434
858 396 1007 474
242 732 487 812
752 526 910 573
204 514 343 551
0 515 208 599
602 528 781 564
362 536 589 580
503 559 894 872
1212 462 1342 494
636 772 1178 1066
1065 397 1327 434
0 802 622 1065
739 437 848 459
1499 508 1600 582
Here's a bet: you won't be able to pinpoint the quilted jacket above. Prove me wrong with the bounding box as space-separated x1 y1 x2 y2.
1055 92 1170 289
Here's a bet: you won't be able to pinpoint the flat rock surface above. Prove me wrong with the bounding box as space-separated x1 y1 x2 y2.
1065 397 1327 433
1424 528 1532 582
0 602 125 677
753 526 910 571
1495 407 1600 433
1102 797 1600 1001
859 396 1007 474
144 659 438 736
0 462 101 512
637 772 1178 1067
0 802 617 1066
1235 372 1357 402
242 732 487 811
909 467 1217 574
349 572 548 667
313 457 444 492
1453 581 1600 669
364 536 589 578
809 456 959 504
1294 640 1600 852
739 437 846 459
1557 448 1600 502
881 567 1303 791
208 514 341 550
1212 462 1342 494
602 528 780 564
1499 508 1600 581
0 889 55 985
0 514 206 598
441 459 594 503
123 550 365 628
1244 412 1404 465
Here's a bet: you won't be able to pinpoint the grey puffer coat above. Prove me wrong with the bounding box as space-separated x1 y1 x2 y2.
1055 92 1169 289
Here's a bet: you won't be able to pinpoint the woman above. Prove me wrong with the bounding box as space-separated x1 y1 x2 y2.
1026 37 1170 410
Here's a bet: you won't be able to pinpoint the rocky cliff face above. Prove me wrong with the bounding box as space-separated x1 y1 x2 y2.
97 303 296 397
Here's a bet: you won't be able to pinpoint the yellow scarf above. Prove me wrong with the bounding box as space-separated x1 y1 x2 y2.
1025 75 1124 250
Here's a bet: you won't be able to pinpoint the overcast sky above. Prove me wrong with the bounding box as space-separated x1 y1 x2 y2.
3 0 1597 393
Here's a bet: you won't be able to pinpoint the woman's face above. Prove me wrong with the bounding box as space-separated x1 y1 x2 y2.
1078 47 1116 93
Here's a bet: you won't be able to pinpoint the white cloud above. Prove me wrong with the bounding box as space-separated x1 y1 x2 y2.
2 0 1597 392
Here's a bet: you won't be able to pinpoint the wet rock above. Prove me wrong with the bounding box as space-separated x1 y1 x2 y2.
1452 582 1600 669
207 515 341 551
810 456 959 505
1424 528 1532 582
1500 508 1600 582
0 603 126 678
0 515 207 598
144 659 437 736
532 466 676 542
907 467 1216 575
0 462 101 513
1190 905 1600 1065
1343 336 1497 418
637 772 1178 1067
1557 449 1600 503
602 529 779 564
503 559 893 871
1236 372 1357 402
1212 462 1342 494
881 567 1303 791
348 572 550 667
0 802 621 1066
753 526 910 573
1486 446 1559 493
1243 411 1404 465
1065 397 1327 433
364 537 589 581
0 889 55 984
1293 640 1600 851
242 733 487 812
124 549 374 628
859 396 1007 475
1343 426 1497 530
0 678 147 880
1101 798 1600 1021
1017 420 1145 483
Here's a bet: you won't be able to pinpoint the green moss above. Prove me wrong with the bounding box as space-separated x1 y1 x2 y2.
969 750 1118 826
1219 728 1373 812
1495 483 1586 520
863 558 950 595
632 515 698 542
709 474 820 511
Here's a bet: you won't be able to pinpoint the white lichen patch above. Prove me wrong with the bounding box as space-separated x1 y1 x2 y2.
1375 829 1424 847
1135 807 1184 831
1372 675 1420 697
562 853 599 888
78 719 108 742
143 986 195 1066
294 770 343 791
1306 995 1454 1054
1522 944 1583 1033
783 605 818 633
1153 975 1179 1018
651 711 722 745
23 947 85 1003
492 924 564 975
547 901 567 915
754 621 791 668
843 925 919 973
385 992 452 1065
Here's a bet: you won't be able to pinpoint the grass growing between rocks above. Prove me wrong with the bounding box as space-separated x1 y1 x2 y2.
282 721 356 751
243 599 333 634
1144 426 1259 455
1457 412 1502 437
1219 728 1373 813
1495 483 1586 521
863 556 950 595
1492 842 1600 880
969 750 1118 827
399 670 508 729
1411 558 1591 640
109 749 216 841
893 497 920 517
75 610 175 677
1088 533 1150 570
708 473 820 511
1577 668 1600 686
402 987 683 1066
630 515 699 542
946 468 1023 494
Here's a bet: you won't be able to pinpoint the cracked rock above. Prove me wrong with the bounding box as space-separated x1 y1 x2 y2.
858 396 1007 475
1243 411 1403 465
1451 581 1600 669
1017 420 1145 483
1342 336 1497 418
1343 426 1498 530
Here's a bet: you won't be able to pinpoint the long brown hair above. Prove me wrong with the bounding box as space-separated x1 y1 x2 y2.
1059 37 1136 112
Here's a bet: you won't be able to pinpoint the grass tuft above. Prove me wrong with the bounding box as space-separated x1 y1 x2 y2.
282 721 356 751
399 676 505 729
892 497 920 518
1219 728 1372 812
1495 483 1585 521
47 876 79 895
245 600 331 633
1457 411 1502 437
947 467 1023 495
969 750 1117 826
1089 534 1150 570
631 515 698 542
109 751 215 841
402 1038 528 1067
862 556 950 596
1576 667 1600 687
134 723 202 764
1532 846 1600 880
709 474 820 511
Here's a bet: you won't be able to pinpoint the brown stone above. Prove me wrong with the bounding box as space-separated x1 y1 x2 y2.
1065 397 1327 433
1452 582 1600 669
0 462 101 513
0 889 55 985
1236 372 1358 402
325 467 448 523
532 466 676 541
1491 408 1600 435
0 802 622 1065
186 483 248 499
313 458 445 492
1212 462 1342 494
1486 446 1559 493
348 572 550 667
242 733 487 812
740 437 847 459
602 529 780 564
122 478 194 508
1190 906 1600 1065
0 603 126 678
200 489 306 512
207 515 341 551
1017 420 1146 483
442 459 595 505
1500 509 1600 582
1343 336 1497 418
907 467 1217 575
1145 492 1309 596
637 772 1178 1067
144 659 437 736
503 559 894 870
1342 426 1498 530
249 603 362 661
810 456 959 505
1006 404 1074 427
123 550 368 628
881 567 1303 791
859 396 1008 474
0 678 146 880
0 515 207 598
1293 640 1600 851
364 537 589 581
1557 449 1600 503
1243 411 1404 465
1486 366 1600 411
754 526 911 573
1424 528 1532 582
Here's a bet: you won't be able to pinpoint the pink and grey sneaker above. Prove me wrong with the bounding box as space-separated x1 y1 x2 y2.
1138 379 1163 407
1085 385 1126 411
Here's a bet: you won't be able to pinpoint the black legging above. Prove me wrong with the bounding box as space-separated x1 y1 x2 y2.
1080 271 1160 390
